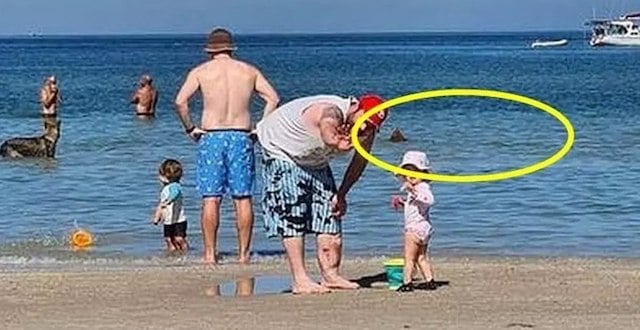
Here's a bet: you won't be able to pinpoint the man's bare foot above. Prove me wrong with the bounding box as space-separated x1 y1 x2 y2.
204 253 218 266
238 255 250 265
321 275 360 290
203 262 219 272
292 280 331 295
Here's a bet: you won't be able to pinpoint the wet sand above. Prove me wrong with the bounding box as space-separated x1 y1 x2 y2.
2 256 640 329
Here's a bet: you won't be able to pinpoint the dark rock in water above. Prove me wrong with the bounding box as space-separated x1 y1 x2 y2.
389 128 407 143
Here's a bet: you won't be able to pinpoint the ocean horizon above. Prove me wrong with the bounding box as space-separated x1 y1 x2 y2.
0 30 590 38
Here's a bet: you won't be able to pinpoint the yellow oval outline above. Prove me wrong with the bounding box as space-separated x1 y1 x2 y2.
350 89 575 183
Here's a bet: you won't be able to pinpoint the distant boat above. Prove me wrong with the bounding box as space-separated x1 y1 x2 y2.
587 11 640 47
531 39 569 48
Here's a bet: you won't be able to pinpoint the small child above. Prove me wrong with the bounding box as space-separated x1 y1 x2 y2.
153 159 188 252
390 151 436 292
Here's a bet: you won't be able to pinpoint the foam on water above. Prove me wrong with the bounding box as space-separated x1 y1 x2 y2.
0 251 291 272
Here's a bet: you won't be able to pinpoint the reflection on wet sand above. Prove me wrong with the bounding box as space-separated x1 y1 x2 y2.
206 277 255 297
207 276 292 297
206 274 449 297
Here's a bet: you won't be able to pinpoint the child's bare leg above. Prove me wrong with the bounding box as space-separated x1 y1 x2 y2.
417 243 434 282
173 237 184 251
165 238 177 252
174 237 189 252
403 233 420 285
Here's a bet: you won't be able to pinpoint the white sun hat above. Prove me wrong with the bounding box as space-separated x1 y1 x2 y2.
399 151 432 172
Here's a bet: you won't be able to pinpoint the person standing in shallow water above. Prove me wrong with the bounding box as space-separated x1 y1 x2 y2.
40 76 61 120
130 75 158 119
174 28 279 265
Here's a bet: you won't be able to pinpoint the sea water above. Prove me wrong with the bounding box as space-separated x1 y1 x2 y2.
1 32 639 268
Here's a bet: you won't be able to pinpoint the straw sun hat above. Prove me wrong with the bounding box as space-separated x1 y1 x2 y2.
204 28 237 53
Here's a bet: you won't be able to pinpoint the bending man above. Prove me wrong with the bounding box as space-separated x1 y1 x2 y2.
256 94 387 293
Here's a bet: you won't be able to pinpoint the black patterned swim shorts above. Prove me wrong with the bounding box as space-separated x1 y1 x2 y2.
262 157 341 238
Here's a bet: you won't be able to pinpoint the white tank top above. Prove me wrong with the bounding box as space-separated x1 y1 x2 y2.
256 95 354 168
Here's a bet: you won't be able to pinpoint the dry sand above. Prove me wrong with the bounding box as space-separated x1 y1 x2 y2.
1 256 640 329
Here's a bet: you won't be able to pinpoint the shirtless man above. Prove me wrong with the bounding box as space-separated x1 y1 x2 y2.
130 75 158 118
174 28 279 265
40 76 61 118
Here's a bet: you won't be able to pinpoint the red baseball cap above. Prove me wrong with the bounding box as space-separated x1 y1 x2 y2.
358 93 387 130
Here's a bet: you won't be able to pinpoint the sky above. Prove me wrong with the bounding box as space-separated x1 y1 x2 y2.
0 0 638 35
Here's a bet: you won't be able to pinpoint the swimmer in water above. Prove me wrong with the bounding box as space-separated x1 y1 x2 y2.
40 75 61 119
130 74 158 118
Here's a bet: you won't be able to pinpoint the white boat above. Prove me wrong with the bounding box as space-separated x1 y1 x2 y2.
531 39 569 48
587 12 640 47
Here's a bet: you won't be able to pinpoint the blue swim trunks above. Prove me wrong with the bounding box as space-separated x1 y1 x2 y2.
196 130 255 198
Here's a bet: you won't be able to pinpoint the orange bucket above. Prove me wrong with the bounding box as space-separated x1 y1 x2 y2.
70 229 93 249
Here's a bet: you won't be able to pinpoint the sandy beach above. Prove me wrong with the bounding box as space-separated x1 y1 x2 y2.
2 256 639 330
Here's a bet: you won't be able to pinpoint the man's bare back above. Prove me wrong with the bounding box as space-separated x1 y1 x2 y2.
131 75 158 116
175 54 278 132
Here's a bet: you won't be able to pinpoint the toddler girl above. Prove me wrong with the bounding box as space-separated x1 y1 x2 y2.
390 151 436 292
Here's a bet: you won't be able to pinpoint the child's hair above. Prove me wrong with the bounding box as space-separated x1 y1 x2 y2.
159 159 183 183
401 164 433 173
400 164 433 183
